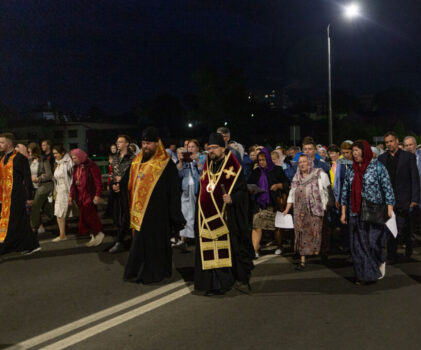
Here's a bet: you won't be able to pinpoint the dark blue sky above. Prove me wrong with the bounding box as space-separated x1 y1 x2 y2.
0 0 419 112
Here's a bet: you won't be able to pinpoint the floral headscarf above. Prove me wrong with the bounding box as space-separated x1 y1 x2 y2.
291 154 324 217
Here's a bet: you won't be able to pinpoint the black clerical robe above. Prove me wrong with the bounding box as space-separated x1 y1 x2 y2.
194 155 254 292
0 151 39 255
124 159 185 284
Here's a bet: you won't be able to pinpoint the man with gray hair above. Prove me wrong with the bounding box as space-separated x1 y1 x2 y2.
216 126 242 162
403 136 421 235
403 136 421 184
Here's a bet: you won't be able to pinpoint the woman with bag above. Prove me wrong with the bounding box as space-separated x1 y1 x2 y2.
248 148 288 259
51 145 74 242
340 140 395 285
69 149 105 247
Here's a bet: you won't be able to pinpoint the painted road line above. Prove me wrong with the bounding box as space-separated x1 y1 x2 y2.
41 287 194 350
8 254 276 350
39 255 276 350
6 280 186 350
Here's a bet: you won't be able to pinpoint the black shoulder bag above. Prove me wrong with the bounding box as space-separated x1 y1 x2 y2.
360 161 389 225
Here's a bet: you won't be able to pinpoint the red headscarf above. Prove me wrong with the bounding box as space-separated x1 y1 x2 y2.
70 148 88 164
351 140 373 213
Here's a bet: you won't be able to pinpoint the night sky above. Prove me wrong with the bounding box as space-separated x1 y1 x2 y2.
0 0 420 112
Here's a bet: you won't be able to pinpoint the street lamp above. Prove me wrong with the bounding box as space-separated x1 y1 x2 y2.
327 3 361 145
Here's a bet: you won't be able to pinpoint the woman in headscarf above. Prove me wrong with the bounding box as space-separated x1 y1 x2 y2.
68 148 105 247
248 147 289 258
283 154 331 270
340 140 394 285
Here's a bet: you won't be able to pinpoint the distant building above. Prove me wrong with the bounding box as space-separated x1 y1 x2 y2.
21 102 73 122
8 122 136 156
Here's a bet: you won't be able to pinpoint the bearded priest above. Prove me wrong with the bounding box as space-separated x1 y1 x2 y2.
195 132 254 296
124 127 185 284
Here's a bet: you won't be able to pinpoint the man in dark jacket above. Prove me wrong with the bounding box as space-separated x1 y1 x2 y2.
108 135 135 253
379 131 420 259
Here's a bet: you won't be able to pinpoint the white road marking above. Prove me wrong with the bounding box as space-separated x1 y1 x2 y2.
42 287 194 350
7 254 276 350
5 280 186 350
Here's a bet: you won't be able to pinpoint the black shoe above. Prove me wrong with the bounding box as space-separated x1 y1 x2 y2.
109 242 124 254
205 289 225 296
295 263 306 271
234 281 252 294
405 245 413 258
355 280 376 286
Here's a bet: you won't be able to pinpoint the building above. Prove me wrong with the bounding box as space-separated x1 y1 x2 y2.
8 121 136 155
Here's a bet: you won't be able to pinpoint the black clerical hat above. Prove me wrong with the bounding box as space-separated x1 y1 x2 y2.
208 132 225 147
141 127 159 142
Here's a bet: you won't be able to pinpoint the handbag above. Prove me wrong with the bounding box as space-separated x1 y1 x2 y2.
360 198 388 225
360 161 389 225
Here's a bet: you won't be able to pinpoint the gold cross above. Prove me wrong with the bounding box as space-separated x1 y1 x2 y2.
223 166 236 179
200 169 207 181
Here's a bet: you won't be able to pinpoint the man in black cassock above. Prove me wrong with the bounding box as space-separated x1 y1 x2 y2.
124 127 185 284
195 133 254 296
0 133 40 256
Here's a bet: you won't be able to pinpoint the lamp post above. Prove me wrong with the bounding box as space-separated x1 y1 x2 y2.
327 3 361 145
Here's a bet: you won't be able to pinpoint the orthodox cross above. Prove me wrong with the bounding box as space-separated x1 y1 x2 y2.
223 166 236 180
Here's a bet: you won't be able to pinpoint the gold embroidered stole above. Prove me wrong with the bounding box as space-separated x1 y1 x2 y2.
0 151 17 243
128 140 170 232
198 152 242 270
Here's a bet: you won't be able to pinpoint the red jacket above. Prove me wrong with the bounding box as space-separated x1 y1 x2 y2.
70 158 102 207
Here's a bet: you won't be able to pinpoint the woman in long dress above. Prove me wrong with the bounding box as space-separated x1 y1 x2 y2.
283 154 330 270
340 140 394 285
52 145 73 242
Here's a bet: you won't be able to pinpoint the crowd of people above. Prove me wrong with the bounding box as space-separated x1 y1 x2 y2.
0 126 420 293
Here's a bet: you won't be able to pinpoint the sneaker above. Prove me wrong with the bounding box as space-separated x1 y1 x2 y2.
254 252 260 259
170 237 177 244
378 262 386 280
52 236 67 242
86 234 96 247
91 232 105 247
22 247 42 255
173 241 188 250
109 242 124 253
37 226 46 234
274 248 283 256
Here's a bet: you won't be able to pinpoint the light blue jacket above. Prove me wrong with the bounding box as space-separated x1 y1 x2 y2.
178 154 206 195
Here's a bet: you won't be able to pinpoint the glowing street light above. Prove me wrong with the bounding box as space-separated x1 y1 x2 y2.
327 3 362 144
188 123 193 128
344 3 361 19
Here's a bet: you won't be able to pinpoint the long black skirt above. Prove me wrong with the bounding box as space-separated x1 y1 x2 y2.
349 216 385 282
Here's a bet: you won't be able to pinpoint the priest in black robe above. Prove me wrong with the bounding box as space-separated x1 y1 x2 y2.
124 127 185 284
194 133 254 295
0 133 40 256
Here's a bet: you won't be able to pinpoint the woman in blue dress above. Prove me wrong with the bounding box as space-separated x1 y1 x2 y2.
340 140 395 285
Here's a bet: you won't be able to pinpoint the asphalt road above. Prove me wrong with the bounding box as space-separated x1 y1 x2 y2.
2 220 421 350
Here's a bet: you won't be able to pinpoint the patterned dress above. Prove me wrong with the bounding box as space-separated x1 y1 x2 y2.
341 159 395 281
293 185 323 256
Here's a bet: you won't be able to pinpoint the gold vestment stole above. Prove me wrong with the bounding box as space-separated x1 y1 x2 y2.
198 152 242 270
128 140 170 232
0 151 17 243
